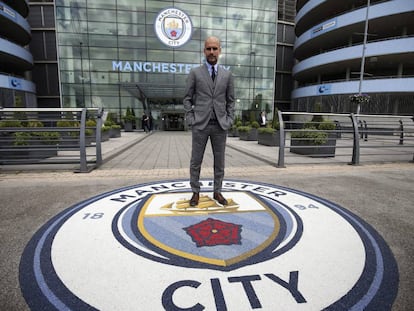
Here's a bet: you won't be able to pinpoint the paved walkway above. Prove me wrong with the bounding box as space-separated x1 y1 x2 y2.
98 130 414 172
0 130 413 310
1 130 412 174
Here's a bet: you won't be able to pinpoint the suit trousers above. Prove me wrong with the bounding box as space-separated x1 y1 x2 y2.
190 122 227 193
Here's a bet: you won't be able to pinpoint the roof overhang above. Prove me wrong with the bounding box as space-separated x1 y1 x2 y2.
121 83 185 100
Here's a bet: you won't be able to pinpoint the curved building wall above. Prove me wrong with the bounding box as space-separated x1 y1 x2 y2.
292 0 414 114
0 0 36 108
3 0 29 18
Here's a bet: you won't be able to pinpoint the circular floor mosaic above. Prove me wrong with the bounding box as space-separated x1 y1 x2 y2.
20 180 398 310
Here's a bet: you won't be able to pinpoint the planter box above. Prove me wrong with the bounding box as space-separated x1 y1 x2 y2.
228 129 239 137
258 132 280 146
109 128 121 138
290 133 337 157
58 134 94 147
124 122 133 132
239 128 258 141
101 130 110 142
0 145 58 162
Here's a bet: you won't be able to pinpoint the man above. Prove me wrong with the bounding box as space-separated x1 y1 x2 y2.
259 111 267 127
183 36 235 206
141 113 150 133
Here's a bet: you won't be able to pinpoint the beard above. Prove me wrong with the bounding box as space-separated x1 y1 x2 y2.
207 55 218 65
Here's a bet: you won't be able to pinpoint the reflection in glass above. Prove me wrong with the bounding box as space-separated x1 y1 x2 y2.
55 0 277 123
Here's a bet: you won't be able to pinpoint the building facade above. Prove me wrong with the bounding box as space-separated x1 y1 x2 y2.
27 0 60 109
275 0 296 112
5 1 414 122
0 0 36 108
54 0 280 128
23 0 297 129
293 0 414 114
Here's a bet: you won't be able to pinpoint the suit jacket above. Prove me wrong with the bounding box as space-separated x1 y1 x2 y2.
183 64 235 130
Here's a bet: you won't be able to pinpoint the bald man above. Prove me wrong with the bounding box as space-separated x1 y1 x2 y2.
183 36 235 206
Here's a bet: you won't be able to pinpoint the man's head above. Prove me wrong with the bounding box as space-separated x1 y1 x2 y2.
204 36 221 65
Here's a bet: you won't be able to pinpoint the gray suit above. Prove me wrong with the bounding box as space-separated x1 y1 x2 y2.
183 63 235 193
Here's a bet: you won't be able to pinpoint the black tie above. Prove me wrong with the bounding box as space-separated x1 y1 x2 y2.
211 68 215 81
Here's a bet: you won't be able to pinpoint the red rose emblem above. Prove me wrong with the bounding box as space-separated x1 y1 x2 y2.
184 218 242 247
170 30 177 37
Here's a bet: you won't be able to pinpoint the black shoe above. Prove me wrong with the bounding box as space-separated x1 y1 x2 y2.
190 192 199 206
213 192 228 205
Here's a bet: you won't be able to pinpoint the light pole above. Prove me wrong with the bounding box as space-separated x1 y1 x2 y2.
357 0 370 114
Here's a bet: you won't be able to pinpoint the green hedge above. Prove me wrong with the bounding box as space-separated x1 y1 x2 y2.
292 119 335 145
258 127 276 134
237 126 251 133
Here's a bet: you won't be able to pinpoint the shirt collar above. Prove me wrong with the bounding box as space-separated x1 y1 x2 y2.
206 62 217 73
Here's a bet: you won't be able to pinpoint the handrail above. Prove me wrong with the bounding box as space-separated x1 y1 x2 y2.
276 111 414 167
0 107 104 172
0 108 99 112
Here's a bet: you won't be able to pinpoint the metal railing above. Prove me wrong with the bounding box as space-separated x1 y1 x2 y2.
0 108 103 172
277 111 414 167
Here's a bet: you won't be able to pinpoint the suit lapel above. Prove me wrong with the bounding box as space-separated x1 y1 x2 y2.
202 64 215 92
215 66 223 87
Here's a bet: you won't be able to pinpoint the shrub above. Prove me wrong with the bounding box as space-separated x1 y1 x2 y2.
57 120 80 137
13 132 31 145
258 127 276 134
291 127 328 145
57 120 80 127
0 120 23 127
86 119 97 127
106 112 117 123
303 119 335 131
11 122 60 145
311 114 324 123
349 94 370 104
123 107 136 122
237 126 251 133
292 118 335 145
272 119 280 130
318 120 336 131
26 120 44 128
251 121 260 129
101 125 111 132
33 131 60 145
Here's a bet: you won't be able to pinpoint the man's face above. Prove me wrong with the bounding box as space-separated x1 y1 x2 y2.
204 39 221 65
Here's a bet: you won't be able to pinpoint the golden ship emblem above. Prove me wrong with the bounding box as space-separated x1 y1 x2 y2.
161 194 239 214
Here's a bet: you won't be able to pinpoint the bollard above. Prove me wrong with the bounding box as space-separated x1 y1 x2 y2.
277 110 286 168
334 120 341 138
350 114 360 165
359 120 363 140
363 120 368 141
399 120 404 145
78 108 88 172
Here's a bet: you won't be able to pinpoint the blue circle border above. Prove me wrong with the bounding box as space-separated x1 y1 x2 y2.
19 179 399 310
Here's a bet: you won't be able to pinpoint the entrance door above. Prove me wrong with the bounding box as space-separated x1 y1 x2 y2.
162 113 185 131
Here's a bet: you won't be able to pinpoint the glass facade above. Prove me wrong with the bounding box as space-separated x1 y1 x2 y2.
55 0 277 126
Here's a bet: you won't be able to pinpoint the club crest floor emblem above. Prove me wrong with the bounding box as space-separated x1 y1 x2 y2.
20 180 398 310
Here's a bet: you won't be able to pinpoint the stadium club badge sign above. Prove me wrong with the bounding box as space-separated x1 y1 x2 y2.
20 180 398 310
155 8 193 48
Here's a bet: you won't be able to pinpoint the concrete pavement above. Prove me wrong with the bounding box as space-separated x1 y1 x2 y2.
0 130 413 310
